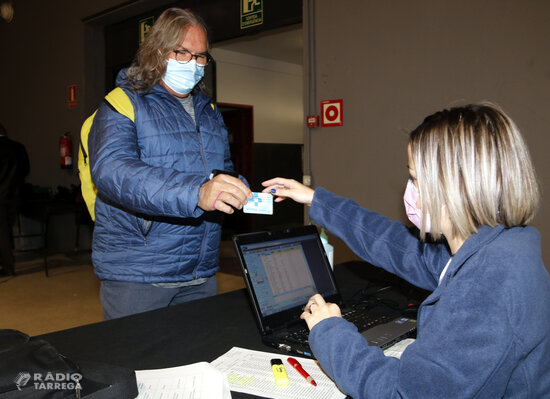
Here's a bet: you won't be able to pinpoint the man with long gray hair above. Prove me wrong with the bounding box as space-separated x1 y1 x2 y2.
88 8 252 319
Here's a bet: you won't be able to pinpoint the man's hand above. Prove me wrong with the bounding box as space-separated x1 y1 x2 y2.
300 294 342 330
198 174 252 214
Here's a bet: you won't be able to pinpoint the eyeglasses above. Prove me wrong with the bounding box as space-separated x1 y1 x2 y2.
173 48 213 66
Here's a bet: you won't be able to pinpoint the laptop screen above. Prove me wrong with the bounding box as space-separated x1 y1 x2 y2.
236 226 339 318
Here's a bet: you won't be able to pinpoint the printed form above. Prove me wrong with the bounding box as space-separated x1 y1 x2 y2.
135 362 231 399
211 347 346 399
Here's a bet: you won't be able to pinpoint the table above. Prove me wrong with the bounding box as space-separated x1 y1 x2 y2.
38 261 429 398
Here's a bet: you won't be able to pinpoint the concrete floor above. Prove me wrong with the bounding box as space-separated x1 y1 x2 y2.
0 248 245 336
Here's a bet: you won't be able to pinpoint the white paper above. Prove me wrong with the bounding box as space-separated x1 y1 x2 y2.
135 362 231 399
211 347 346 399
383 338 416 359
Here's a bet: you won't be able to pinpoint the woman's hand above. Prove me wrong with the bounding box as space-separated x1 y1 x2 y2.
300 294 342 330
261 177 315 206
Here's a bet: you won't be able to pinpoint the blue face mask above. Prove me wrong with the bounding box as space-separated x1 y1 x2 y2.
162 58 205 95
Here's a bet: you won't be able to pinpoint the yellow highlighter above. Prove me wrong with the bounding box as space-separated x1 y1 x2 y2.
271 358 289 386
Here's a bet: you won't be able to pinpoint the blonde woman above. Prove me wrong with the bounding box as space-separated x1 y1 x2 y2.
263 104 550 398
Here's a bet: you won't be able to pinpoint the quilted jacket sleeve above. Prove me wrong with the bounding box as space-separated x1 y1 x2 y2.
88 101 206 219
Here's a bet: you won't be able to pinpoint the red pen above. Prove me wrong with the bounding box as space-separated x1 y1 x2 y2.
287 357 317 386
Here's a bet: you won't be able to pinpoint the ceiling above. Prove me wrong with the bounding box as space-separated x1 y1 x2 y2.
213 24 303 65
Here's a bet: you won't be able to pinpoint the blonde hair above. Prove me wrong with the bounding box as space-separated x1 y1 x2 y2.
126 8 209 92
409 103 540 241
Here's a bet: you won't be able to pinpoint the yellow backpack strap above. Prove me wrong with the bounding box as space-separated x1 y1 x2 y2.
104 87 135 122
78 88 134 221
78 110 99 220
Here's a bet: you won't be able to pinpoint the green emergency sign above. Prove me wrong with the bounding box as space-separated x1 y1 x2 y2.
241 0 263 29
139 16 155 44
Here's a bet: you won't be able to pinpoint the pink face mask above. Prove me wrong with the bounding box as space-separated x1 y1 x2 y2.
403 180 431 233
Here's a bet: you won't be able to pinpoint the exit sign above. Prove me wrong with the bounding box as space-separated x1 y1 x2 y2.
241 0 263 29
139 17 155 44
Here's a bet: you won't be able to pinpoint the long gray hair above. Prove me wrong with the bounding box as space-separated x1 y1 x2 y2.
125 8 209 92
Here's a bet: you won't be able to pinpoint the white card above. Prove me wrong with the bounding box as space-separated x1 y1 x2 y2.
243 192 273 215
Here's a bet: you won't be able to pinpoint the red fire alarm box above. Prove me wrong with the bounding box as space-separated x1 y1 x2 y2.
307 115 319 127
320 99 343 127
68 85 77 109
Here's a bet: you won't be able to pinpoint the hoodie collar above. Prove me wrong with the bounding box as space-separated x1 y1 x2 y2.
439 224 505 286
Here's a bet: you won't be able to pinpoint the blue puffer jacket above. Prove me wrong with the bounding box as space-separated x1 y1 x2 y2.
88 71 234 283
309 187 550 399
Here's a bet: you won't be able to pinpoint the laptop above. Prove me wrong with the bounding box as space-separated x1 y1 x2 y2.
233 225 417 358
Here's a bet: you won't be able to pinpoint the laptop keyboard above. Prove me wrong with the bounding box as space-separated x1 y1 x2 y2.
284 309 394 345
286 329 310 344
343 308 394 331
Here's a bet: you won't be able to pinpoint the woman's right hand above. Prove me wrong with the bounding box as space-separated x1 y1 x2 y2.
261 177 315 206
300 294 342 330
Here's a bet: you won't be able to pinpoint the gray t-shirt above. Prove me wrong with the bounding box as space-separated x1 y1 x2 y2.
177 94 196 125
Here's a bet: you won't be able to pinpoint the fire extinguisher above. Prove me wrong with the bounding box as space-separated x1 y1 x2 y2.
60 132 73 169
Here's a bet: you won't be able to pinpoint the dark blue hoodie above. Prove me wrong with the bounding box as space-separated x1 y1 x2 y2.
308 187 550 398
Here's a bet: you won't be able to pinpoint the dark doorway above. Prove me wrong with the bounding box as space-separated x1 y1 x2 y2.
252 143 304 231
219 104 254 184
219 103 255 235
